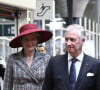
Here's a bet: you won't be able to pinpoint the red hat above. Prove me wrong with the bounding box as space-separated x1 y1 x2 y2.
9 23 52 48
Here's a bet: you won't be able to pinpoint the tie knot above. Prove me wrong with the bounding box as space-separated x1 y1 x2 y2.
71 58 77 63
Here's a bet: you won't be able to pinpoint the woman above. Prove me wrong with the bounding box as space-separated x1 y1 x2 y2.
3 23 52 90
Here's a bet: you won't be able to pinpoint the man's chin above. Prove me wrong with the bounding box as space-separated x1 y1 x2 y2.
68 50 75 53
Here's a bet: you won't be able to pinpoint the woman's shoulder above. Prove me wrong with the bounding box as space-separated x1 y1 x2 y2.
9 51 21 57
7 51 22 61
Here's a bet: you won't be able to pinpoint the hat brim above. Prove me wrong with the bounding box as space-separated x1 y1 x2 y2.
9 29 52 48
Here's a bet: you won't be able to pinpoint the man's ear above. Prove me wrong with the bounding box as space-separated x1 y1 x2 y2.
82 38 85 43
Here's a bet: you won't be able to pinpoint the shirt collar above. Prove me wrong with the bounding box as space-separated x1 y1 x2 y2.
68 52 84 62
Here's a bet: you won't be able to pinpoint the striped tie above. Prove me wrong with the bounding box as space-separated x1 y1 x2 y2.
69 58 77 90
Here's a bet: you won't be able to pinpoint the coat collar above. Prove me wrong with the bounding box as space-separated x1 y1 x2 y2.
14 49 46 84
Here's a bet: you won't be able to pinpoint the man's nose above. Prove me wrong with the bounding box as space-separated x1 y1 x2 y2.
66 40 71 45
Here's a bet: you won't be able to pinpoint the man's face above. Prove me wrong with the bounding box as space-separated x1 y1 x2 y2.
65 30 85 56
37 46 46 54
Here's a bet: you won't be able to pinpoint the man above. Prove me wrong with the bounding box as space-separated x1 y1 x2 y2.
42 24 100 90
37 45 46 54
55 47 61 56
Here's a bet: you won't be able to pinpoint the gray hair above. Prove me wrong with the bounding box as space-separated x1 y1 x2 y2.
65 24 86 40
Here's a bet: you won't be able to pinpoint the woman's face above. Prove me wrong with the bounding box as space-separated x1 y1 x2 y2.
21 33 38 51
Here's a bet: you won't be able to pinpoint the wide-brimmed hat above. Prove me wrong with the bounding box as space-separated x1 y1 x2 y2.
9 23 52 48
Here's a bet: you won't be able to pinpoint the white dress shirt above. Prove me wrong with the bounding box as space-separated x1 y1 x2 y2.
68 52 84 80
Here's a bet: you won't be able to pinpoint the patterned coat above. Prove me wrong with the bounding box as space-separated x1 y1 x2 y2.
3 50 50 90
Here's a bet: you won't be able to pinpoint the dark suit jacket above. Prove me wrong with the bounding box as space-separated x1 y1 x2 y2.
42 54 100 90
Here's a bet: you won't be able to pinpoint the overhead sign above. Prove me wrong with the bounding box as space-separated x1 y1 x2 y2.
0 24 15 36
34 0 55 19
0 0 36 10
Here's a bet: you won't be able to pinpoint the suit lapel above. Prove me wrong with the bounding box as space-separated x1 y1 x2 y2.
30 50 45 71
14 50 39 84
15 60 39 84
14 51 28 72
14 50 44 72
76 54 92 89
61 53 70 90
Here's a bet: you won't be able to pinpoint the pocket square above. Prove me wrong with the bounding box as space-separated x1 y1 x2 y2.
86 72 94 76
